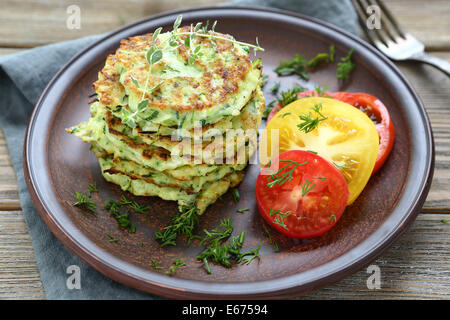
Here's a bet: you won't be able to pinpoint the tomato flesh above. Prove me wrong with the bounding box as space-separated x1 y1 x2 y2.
330 92 395 175
267 90 395 175
256 150 349 238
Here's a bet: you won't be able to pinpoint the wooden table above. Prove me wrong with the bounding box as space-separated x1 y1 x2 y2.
1 0 449 299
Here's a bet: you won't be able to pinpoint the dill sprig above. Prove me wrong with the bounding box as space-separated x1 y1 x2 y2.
155 205 199 247
130 201 150 214
232 189 240 202
306 45 335 69
73 191 97 214
150 259 164 270
263 225 279 252
270 82 280 95
274 54 309 80
199 218 233 246
333 162 352 170
262 85 305 120
197 219 261 274
106 233 118 243
165 258 186 276
104 199 136 234
268 208 293 231
301 179 316 196
87 182 98 196
297 103 327 133
329 214 337 224
266 160 308 188
336 48 355 80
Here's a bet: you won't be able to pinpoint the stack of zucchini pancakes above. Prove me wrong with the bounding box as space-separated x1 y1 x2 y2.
68 24 265 214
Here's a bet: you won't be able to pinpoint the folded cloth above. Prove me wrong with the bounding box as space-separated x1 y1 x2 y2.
0 0 357 299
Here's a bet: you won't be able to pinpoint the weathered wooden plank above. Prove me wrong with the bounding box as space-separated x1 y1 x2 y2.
0 0 224 48
0 210 45 299
0 130 20 211
395 52 450 212
385 0 450 51
305 213 450 299
0 47 25 58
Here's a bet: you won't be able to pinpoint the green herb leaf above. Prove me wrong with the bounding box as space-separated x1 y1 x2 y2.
73 191 97 214
232 189 240 202
336 48 355 80
297 103 327 133
274 54 309 80
301 179 316 196
155 205 199 247
267 160 308 188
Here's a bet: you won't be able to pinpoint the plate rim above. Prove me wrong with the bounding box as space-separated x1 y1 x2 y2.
23 5 435 299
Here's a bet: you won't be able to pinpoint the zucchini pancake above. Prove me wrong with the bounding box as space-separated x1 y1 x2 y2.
68 17 265 214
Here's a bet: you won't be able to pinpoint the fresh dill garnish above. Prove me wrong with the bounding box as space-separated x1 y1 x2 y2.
268 209 292 231
306 45 335 68
130 201 150 214
232 189 240 202
267 160 308 188
274 54 309 80
150 259 164 270
270 82 280 95
200 218 234 245
301 179 316 196
297 103 327 133
155 205 199 247
314 84 330 97
73 191 97 214
87 182 99 196
278 85 305 107
240 244 261 265
278 112 291 118
262 84 305 120
104 199 136 233
329 214 337 224
106 233 118 243
165 258 186 276
336 48 355 80
197 219 261 274
333 162 352 170
263 225 279 252
237 208 250 213
313 176 326 182
441 219 450 225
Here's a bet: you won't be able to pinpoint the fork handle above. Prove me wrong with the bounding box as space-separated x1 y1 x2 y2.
410 52 450 76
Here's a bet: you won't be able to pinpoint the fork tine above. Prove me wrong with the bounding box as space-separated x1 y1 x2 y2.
353 0 388 46
375 0 406 38
367 0 401 43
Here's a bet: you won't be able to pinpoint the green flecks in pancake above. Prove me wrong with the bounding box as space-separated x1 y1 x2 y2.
101 164 245 214
99 156 246 193
68 88 261 171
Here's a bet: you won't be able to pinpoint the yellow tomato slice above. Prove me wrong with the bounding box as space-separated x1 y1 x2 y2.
260 97 379 205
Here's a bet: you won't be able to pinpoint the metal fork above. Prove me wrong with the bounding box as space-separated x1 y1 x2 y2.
353 0 450 76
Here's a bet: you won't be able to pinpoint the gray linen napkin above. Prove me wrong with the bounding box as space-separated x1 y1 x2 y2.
0 0 357 299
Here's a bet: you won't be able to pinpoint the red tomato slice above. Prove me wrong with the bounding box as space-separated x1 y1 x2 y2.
267 90 395 175
256 150 349 238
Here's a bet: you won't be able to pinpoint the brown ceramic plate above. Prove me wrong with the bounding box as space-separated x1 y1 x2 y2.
24 6 434 299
